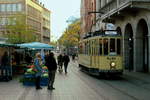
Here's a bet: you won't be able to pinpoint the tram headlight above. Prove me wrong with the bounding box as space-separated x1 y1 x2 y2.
110 62 116 67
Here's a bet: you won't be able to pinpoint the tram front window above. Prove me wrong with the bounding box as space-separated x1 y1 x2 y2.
99 39 102 55
117 39 121 55
104 38 108 55
110 39 116 55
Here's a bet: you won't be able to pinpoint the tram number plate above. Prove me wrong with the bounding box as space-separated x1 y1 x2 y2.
107 57 116 60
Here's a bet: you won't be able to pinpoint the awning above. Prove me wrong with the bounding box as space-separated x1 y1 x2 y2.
17 42 54 49
0 43 16 47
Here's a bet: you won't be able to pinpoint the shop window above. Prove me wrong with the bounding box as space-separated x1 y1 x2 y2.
12 4 17 12
6 4 12 12
1 4 5 12
17 4 22 11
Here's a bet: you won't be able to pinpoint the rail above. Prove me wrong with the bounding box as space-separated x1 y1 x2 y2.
100 0 150 15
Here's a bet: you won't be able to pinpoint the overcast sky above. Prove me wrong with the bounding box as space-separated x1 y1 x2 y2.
41 0 81 41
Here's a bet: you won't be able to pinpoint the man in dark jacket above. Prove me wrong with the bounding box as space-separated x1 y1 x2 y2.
63 54 70 74
45 52 57 90
57 54 63 69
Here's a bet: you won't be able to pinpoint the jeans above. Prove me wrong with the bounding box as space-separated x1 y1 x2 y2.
48 70 56 88
64 63 69 73
1 66 12 77
35 76 41 88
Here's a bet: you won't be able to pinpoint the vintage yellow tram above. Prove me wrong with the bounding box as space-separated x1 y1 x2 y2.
78 30 123 75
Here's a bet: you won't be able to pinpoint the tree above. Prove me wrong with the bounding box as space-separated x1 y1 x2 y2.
49 41 57 46
58 19 81 48
5 14 36 44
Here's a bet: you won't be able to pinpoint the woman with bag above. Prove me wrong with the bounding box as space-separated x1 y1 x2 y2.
34 53 44 90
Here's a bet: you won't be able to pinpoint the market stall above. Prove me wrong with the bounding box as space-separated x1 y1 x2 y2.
22 64 49 86
12 42 54 75
0 43 16 81
16 42 54 86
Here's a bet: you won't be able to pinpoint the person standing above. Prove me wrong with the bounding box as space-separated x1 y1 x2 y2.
25 53 32 64
57 54 63 70
34 53 43 90
63 54 70 74
45 52 57 90
72 53 76 62
1 51 11 81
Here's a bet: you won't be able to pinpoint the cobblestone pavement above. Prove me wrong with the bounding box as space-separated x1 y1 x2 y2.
0 60 150 100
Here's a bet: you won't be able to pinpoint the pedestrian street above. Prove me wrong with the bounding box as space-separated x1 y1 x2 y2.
0 60 150 100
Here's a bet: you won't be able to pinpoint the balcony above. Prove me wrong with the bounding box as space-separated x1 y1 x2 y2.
99 0 150 23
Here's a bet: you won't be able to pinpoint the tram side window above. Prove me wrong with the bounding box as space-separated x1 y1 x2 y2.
103 38 108 55
89 41 91 55
110 39 116 55
93 40 95 56
85 42 87 54
84 42 86 54
91 41 93 56
99 39 102 55
92 41 94 56
93 41 94 56
82 43 84 54
79 43 82 54
87 41 90 55
86 42 88 55
117 39 121 55
89 41 92 55
96 40 99 55
94 40 96 55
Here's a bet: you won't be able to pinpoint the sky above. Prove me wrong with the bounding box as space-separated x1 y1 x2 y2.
41 0 81 41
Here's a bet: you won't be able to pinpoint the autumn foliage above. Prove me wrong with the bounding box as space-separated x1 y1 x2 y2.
5 14 37 44
58 19 81 47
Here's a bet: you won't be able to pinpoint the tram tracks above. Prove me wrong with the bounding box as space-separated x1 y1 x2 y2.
70 62 149 100
70 66 109 100
99 80 140 100
122 74 150 91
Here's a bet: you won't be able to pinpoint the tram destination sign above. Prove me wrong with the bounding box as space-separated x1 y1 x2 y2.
105 30 117 35
105 23 117 35
106 23 116 30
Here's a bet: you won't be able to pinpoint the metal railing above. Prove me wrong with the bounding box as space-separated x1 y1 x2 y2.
100 0 117 14
118 0 129 5
99 0 150 16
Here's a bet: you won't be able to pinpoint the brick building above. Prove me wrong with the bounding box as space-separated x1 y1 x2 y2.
80 0 96 37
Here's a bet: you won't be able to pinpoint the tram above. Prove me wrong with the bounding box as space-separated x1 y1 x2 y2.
78 30 123 75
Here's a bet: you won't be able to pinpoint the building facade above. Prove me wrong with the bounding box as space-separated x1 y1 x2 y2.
81 0 150 72
0 0 51 43
42 8 51 43
80 0 96 37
